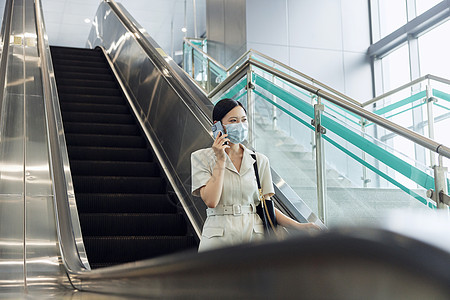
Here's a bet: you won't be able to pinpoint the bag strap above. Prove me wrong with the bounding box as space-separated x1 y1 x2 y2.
250 152 262 190
251 152 277 231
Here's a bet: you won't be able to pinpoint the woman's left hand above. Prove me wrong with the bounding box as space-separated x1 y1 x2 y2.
295 222 321 232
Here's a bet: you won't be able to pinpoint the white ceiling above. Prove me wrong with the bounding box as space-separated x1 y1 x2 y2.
41 0 206 62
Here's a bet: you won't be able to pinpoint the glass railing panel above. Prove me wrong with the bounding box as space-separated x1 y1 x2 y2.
252 80 319 216
322 134 432 226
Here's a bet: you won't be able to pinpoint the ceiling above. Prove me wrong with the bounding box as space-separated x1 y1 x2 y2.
41 0 206 62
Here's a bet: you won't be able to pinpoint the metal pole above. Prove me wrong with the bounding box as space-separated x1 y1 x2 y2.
311 95 316 161
360 118 370 187
206 59 210 92
426 81 436 167
312 99 327 224
433 155 449 209
246 67 256 149
191 47 195 79
271 66 277 131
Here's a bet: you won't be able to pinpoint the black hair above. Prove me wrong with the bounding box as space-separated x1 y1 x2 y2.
212 98 247 122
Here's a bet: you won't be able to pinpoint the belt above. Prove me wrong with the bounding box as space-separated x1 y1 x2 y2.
206 204 256 216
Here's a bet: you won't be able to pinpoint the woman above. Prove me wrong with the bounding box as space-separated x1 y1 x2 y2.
191 99 318 252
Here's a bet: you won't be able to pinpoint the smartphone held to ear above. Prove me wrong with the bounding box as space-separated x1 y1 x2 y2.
212 121 224 139
212 121 228 145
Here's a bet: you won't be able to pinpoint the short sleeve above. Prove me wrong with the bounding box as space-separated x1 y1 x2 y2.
258 153 275 197
191 149 213 197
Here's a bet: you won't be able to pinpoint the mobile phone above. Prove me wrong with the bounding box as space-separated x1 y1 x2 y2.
212 121 225 139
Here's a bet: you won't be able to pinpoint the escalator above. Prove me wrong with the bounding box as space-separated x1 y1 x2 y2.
50 46 198 268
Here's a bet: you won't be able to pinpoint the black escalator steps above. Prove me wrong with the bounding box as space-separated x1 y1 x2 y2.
50 46 102 57
54 71 114 82
75 194 176 214
53 59 107 69
51 53 105 63
60 103 129 114
79 213 187 236
58 94 124 105
57 86 121 97
56 78 118 89
83 236 197 265
64 123 140 136
53 65 111 75
65 134 146 148
72 176 166 194
67 146 152 162
70 161 159 177
61 112 134 124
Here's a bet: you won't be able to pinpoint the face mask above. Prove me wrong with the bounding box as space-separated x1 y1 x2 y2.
225 122 248 144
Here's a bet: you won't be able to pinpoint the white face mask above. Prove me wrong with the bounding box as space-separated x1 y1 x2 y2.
225 122 248 144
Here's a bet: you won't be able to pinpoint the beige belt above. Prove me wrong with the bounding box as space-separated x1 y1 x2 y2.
206 204 256 216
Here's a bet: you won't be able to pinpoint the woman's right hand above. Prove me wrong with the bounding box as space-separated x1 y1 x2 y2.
212 132 230 162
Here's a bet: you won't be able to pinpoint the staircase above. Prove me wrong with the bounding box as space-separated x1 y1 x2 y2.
252 111 428 225
51 46 197 268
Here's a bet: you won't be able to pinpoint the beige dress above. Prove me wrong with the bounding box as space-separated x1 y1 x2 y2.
191 144 275 252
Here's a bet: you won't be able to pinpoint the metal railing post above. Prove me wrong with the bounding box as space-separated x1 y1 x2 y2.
360 118 370 187
426 80 436 167
246 67 256 149
191 47 195 79
432 155 449 210
312 99 327 224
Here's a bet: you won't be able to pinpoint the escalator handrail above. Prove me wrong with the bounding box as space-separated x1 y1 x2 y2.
34 0 90 274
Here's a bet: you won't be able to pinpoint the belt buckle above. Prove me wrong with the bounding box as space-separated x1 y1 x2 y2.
233 204 241 215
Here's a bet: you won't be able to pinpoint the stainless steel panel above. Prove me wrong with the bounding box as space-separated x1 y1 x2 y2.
0 194 24 290
25 95 52 197
25 196 61 290
0 92 24 195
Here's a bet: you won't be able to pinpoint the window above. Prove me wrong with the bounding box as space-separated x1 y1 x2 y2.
381 44 410 91
377 0 407 41
418 20 450 79
416 0 442 16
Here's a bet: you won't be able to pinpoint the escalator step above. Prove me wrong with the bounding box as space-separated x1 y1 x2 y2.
58 94 124 105
61 103 129 114
56 78 118 89
84 236 197 266
53 59 108 69
51 53 105 63
57 86 121 96
53 65 111 75
64 123 139 135
70 161 159 177
72 176 166 194
62 112 134 124
76 194 176 213
54 71 114 82
65 134 146 148
68 146 152 162
79 213 187 236
51 46 102 57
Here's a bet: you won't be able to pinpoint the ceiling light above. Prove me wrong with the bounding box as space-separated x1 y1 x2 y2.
181 27 187 32
84 18 91 24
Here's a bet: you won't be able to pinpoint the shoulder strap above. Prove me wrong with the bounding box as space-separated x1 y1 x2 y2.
250 152 261 190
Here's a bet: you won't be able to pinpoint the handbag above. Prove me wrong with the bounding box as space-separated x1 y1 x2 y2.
251 153 278 235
